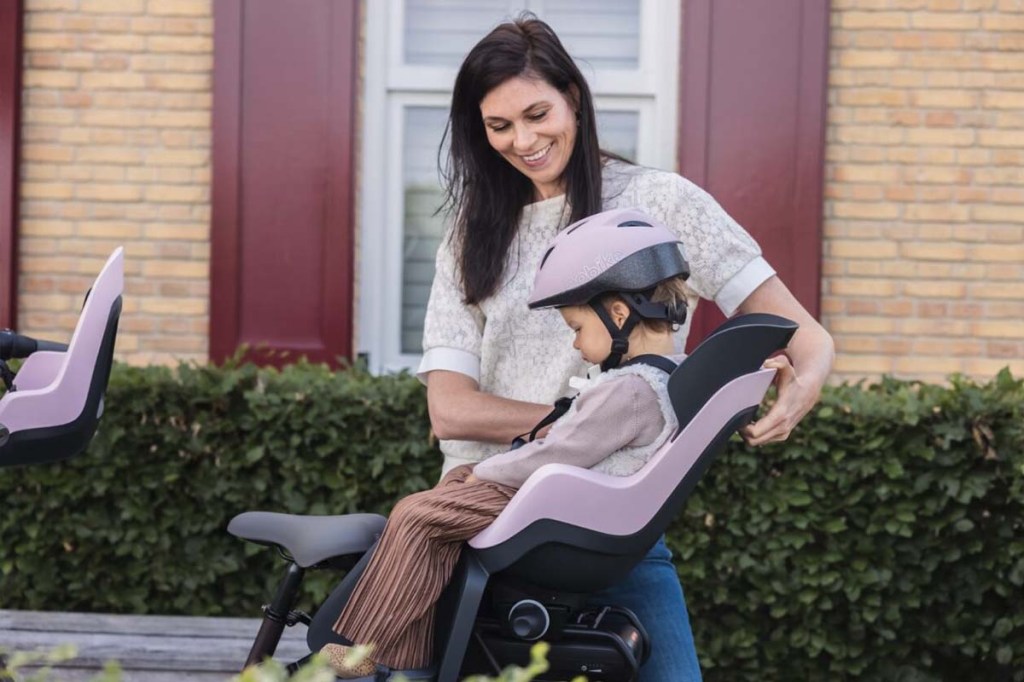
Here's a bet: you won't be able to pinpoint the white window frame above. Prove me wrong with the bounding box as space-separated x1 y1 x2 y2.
358 0 681 373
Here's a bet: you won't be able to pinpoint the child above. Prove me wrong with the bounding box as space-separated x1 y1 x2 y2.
322 208 692 677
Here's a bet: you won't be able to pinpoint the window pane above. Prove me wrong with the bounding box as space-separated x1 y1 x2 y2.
404 0 513 67
404 0 640 70
541 0 640 70
402 106 449 354
596 109 638 162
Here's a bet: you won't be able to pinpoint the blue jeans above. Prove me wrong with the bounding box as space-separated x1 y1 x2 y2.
586 537 703 682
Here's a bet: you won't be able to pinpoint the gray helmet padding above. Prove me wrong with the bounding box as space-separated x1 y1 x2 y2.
529 242 690 309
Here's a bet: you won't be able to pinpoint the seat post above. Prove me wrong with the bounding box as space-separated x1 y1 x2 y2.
243 562 305 670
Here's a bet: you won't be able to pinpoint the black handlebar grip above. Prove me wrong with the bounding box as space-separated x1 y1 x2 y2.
0 329 68 360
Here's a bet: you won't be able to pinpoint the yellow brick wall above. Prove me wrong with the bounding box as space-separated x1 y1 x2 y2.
825 0 1024 382
14 0 1024 381
17 0 212 366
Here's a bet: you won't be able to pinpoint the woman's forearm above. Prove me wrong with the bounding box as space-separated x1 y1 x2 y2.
426 370 554 444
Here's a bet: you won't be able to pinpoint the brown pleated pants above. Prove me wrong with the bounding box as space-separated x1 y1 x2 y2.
332 464 517 669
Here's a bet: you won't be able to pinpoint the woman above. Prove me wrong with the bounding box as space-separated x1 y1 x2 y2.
418 15 835 681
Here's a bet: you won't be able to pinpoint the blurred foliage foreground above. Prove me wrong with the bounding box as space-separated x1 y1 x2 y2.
0 360 1021 681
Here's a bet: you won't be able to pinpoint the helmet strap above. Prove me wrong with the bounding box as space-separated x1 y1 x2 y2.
590 301 641 371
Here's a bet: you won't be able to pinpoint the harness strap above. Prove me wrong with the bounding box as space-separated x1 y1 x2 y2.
620 354 678 374
510 396 576 450
509 355 676 449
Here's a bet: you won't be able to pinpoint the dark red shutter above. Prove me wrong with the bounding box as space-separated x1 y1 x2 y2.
679 0 830 349
0 0 22 330
211 0 358 366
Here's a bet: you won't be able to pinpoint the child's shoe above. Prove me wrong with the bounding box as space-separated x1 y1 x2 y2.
319 643 378 679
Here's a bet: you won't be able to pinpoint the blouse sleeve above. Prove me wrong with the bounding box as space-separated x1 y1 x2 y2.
473 375 665 489
654 173 776 316
416 234 486 385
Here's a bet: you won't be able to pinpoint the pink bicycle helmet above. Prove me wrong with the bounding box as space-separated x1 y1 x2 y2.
529 207 689 370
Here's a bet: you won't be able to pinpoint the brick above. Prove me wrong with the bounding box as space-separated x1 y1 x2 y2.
22 182 74 200
147 0 210 16
983 91 1024 110
81 72 147 90
972 243 1024 262
832 202 901 220
830 240 899 258
902 318 971 336
967 358 1024 377
142 111 211 128
141 260 208 279
144 73 211 91
830 279 899 296
961 71 997 88
838 50 903 69
78 147 144 164
144 185 207 203
24 33 78 51
840 11 909 28
924 71 961 88
972 320 1024 339
829 317 897 335
23 70 79 89
923 32 964 49
75 184 143 202
904 204 971 222
96 55 131 71
836 126 905 145
908 52 980 69
144 222 207 240
137 296 207 317
901 242 969 261
911 12 981 29
131 16 212 35
906 128 975 146
957 149 991 166
80 0 145 14
972 205 1024 223
982 53 1024 71
832 355 894 376
913 90 978 108
147 36 213 54
971 282 1024 300
893 356 963 375
904 281 966 298
79 34 146 52
22 144 74 163
79 110 137 127
78 221 142 239
838 88 909 106
986 341 1024 360
983 13 1024 30
907 167 972 184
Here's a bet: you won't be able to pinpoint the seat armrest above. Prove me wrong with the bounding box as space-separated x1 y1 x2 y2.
470 464 633 549
11 351 66 392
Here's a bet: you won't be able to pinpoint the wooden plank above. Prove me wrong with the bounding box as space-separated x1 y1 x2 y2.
1 610 310 678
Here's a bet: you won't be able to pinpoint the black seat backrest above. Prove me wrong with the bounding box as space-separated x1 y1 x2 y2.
669 313 798 434
0 297 121 468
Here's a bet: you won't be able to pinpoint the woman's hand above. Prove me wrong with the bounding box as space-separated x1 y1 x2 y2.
740 354 819 446
735 276 835 446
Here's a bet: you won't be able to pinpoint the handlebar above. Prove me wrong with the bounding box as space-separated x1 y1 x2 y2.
0 329 68 360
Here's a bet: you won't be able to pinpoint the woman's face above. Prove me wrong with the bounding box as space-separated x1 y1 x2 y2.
560 305 610 365
479 75 578 201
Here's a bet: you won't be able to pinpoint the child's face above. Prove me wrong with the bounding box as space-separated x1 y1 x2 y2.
560 306 612 365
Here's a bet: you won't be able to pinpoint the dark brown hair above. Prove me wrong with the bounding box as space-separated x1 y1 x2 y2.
440 14 605 304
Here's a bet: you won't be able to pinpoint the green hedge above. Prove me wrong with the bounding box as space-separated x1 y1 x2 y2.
1 361 1021 681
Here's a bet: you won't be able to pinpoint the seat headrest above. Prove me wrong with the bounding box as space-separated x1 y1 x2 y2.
668 313 798 433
